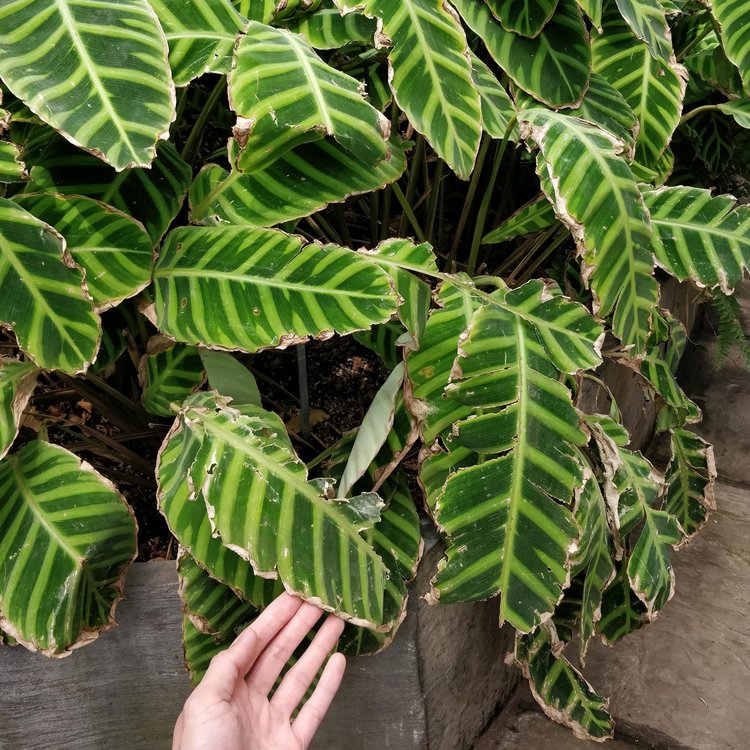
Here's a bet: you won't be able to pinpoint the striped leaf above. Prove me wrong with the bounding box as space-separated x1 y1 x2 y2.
453 0 591 108
0 441 137 656
189 136 406 227
521 108 658 354
360 239 438 347
576 0 602 29
151 226 396 353
469 52 519 141
0 141 26 183
139 338 205 417
233 0 275 21
614 0 671 61
230 22 388 173
685 110 733 178
484 0 560 38
685 30 743 97
13 193 153 311
643 185 750 293
707 0 750 94
284 3 377 49
592 10 686 169
148 0 247 86
353 320 406 371
572 469 616 662
0 0 175 171
355 0 482 179
0 359 38 460
717 98 750 128
483 194 558 244
664 428 716 540
515 628 614 740
429 300 586 632
596 561 646 643
200 350 262 407
0 198 100 373
637 351 700 426
183 617 230 686
27 140 191 243
158 393 393 628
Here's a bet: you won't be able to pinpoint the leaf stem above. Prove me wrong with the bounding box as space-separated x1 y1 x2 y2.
392 182 426 242
181 76 227 166
679 104 720 125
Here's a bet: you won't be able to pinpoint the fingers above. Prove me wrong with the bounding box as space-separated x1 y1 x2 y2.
293 653 347 749
271 614 345 717
245 602 324 696
198 593 303 698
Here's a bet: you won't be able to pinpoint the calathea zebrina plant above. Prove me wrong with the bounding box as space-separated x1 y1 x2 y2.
0 0 744 739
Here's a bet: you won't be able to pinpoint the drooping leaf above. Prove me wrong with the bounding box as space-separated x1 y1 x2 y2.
0 198 100 373
0 441 137 656
469 52 519 141
148 0 248 86
664 428 716 540
158 392 392 628
643 185 750 293
515 628 614 740
596 561 646 643
576 0 602 29
521 108 658 354
354 0 482 179
189 136 406 227
483 194 558 244
614 0 671 62
139 338 205 417
453 0 591 108
484 0 560 38
707 0 750 94
717 98 750 128
429 298 586 632
200 350 262 407
0 0 175 171
592 10 686 169
0 141 26 183
284 3 377 49
636 350 700 426
26 140 191 243
229 22 388 173
151 226 397 352
13 193 153 311
0 359 38 460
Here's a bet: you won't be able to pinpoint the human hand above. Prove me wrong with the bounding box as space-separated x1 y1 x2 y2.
172 592 347 750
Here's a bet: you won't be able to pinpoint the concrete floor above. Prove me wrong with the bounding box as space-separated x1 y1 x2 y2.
477 288 750 749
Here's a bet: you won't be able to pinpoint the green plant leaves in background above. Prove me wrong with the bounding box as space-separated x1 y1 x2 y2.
614 0 671 62
708 0 750 94
0 359 38 460
151 226 397 352
285 2 377 49
0 441 137 655
0 198 100 373
0 0 175 171
13 193 153 311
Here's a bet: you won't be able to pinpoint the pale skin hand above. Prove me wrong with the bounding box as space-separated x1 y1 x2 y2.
173 593 347 750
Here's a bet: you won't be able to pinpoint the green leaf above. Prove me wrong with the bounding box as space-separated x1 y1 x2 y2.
151 226 397 353
684 110 734 178
637 350 700 426
0 441 137 655
717 98 750 128
284 3 377 49
189 136 406 227
200 350 262 407
453 0 591 108
483 194 558 244
353 320 406 371
643 185 750 293
356 0 482 179
592 10 686 169
614 0 671 62
664 428 716 540
0 358 38 460
469 52 519 141
0 0 175 171
707 0 750 94
230 22 388 172
429 301 585 632
515 628 614 740
233 0 275 22
13 193 153 311
158 393 393 628
338 362 404 498
521 108 658 354
0 141 26 183
576 0 602 29
26 140 191 243
360 238 437 347
139 338 205 417
596 561 646 643
149 0 247 86
685 30 743 97
0 198 100 373
484 0 560 38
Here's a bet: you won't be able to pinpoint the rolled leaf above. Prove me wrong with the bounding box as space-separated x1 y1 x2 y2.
0 359 38 460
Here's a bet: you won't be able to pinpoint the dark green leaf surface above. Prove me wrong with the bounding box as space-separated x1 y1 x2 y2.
0 358 38 460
